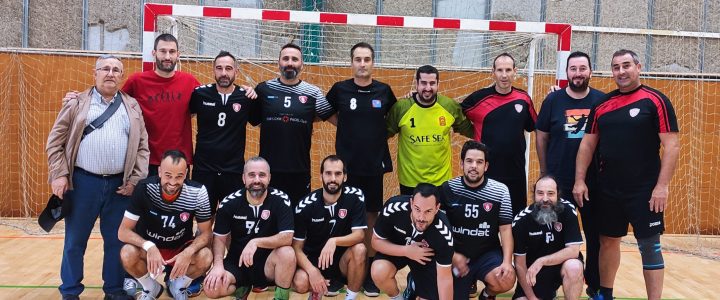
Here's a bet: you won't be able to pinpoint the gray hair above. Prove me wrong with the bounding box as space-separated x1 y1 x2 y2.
95 54 123 70
612 49 640 65
244 156 270 173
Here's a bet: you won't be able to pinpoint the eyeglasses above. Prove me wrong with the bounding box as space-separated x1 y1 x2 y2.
96 67 123 74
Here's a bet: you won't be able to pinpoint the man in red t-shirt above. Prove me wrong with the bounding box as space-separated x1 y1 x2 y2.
122 34 200 175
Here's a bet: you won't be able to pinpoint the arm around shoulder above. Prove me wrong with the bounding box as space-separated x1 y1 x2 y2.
126 95 149 185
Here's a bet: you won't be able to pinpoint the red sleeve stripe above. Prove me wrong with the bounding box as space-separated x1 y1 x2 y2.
591 87 674 133
642 87 674 133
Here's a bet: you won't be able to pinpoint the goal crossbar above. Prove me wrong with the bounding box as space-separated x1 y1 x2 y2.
142 3 572 87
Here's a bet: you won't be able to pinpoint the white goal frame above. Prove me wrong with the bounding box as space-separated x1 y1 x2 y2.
141 3 573 87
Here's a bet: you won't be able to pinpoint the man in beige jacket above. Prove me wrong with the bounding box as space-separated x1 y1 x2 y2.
46 54 149 300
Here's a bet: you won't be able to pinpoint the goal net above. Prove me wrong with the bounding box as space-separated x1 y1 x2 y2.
139 3 568 199
1 3 718 259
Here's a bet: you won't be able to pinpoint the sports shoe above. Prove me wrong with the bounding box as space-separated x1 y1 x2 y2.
469 281 479 298
478 288 496 300
402 273 416 300
103 293 133 300
123 278 139 296
587 287 604 300
232 285 251 300
137 281 164 300
168 278 191 300
186 275 204 297
325 279 344 296
252 285 269 293
362 277 380 297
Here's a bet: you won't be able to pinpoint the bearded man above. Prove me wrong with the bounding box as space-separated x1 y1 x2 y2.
291 155 368 300
202 157 296 300
511 176 584 300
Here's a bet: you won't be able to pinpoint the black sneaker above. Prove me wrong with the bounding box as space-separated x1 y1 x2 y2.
232 285 251 300
325 279 344 296
402 273 416 300
362 277 380 297
478 288 496 300
104 292 133 300
469 281 479 298
587 287 605 300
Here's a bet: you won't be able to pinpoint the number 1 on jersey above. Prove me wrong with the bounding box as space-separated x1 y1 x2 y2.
410 117 416 128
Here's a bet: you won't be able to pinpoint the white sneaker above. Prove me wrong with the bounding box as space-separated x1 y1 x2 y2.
168 278 191 300
123 278 139 296
137 280 164 300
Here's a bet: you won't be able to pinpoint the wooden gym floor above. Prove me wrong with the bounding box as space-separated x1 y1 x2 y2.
0 221 718 299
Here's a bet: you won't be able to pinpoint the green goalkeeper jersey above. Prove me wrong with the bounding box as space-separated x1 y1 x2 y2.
387 94 473 187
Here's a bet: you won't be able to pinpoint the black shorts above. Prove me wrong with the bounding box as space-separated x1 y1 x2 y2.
346 174 384 213
492 177 528 217
270 171 310 207
148 164 159 177
452 249 503 300
306 247 348 281
191 170 244 214
374 253 439 299
597 185 664 239
224 248 273 288
399 184 415 196
512 256 584 300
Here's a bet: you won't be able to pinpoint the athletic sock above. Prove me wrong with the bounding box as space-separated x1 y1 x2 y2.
136 273 159 293
274 286 291 300
389 293 403 300
345 289 358 300
599 286 613 299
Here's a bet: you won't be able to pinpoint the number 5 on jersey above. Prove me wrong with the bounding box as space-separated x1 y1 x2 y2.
284 96 292 108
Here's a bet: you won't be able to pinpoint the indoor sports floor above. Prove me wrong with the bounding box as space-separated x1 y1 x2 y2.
1 220 718 299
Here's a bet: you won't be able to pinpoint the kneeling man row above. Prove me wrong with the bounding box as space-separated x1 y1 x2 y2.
118 144 584 300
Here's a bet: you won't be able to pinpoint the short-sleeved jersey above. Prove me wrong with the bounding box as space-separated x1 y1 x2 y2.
387 95 474 187
439 177 513 259
326 79 397 175
586 85 679 187
536 88 605 189
190 84 255 174
293 186 368 256
125 176 212 249
512 199 583 266
461 87 537 181
213 188 294 259
252 79 333 173
122 70 200 165
374 195 454 267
